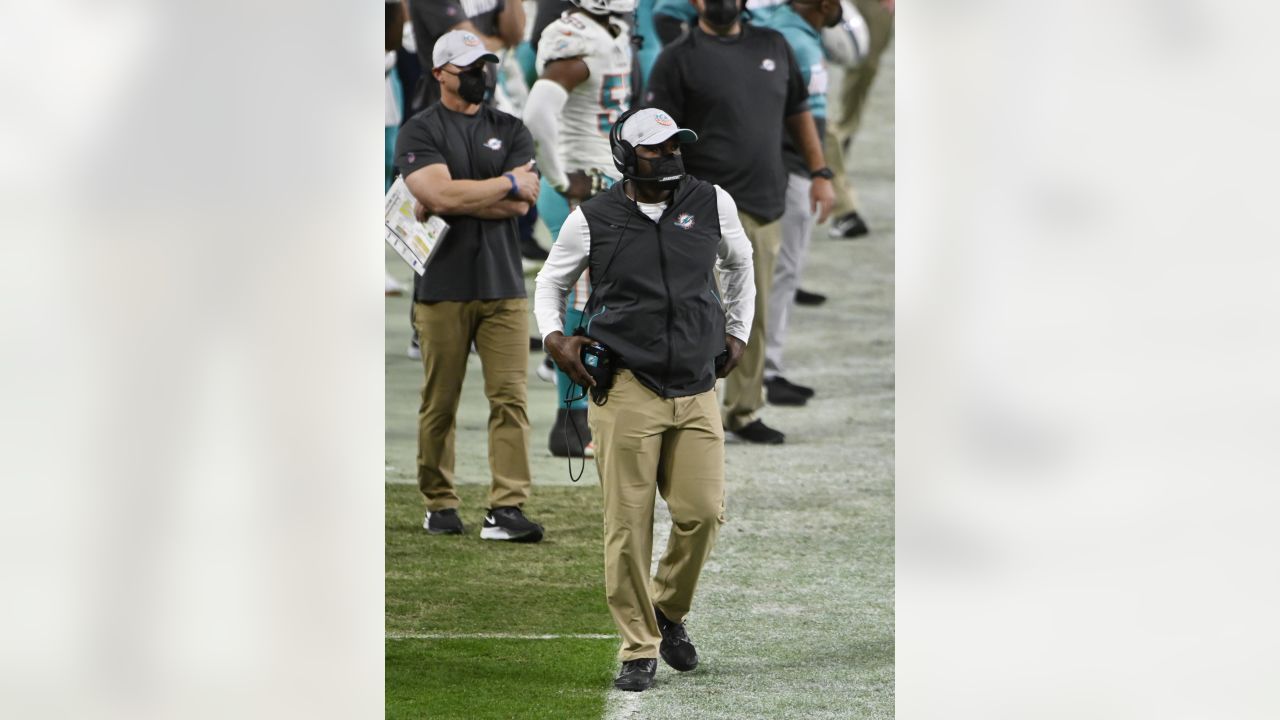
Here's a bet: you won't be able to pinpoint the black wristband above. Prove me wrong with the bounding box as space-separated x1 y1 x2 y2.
809 167 834 180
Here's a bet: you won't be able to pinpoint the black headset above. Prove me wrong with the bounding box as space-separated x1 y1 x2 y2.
609 107 643 178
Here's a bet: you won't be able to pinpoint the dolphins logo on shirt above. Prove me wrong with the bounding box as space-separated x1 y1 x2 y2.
675 213 695 230
760 58 776 72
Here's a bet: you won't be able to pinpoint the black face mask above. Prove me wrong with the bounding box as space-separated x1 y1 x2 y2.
825 1 844 28
700 0 740 31
448 66 487 104
638 153 685 190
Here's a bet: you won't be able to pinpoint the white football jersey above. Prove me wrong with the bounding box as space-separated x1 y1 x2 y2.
536 11 633 180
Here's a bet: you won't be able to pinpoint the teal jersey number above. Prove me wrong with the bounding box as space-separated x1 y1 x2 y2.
596 73 631 135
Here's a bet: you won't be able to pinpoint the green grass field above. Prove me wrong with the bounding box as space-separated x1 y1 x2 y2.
386 485 617 720
386 49 894 720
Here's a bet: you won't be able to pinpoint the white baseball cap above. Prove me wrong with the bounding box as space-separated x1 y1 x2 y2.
432 30 499 69
620 108 698 148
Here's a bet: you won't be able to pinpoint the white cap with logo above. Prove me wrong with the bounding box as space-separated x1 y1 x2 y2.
620 108 699 148
432 30 500 69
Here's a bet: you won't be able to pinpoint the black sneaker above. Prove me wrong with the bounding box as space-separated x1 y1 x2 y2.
769 375 816 399
549 407 593 457
520 235 549 261
732 419 786 445
613 658 657 692
794 288 827 306
764 377 809 406
828 210 870 239
423 508 464 535
481 506 544 543
655 606 699 672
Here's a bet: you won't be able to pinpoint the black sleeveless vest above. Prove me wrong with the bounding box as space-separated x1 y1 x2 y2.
577 177 726 398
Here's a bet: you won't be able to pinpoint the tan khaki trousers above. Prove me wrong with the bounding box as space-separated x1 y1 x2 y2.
589 371 726 661
413 298 533 512
722 211 781 432
828 0 896 215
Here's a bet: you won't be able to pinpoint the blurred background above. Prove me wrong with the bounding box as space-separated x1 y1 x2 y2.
1 1 1278 718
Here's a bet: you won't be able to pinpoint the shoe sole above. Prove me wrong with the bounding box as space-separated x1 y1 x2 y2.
829 228 869 239
614 682 653 692
480 525 544 543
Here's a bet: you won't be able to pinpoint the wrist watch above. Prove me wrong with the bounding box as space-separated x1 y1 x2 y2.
809 167 834 180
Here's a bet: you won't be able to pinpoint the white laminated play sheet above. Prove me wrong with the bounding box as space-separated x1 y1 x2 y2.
384 176 448 275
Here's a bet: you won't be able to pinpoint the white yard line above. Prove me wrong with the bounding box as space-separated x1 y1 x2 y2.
602 690 643 720
386 632 615 640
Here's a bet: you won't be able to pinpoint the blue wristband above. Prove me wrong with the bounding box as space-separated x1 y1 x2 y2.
504 172 518 199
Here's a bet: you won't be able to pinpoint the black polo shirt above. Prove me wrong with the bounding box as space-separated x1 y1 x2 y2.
395 102 534 303
643 23 809 223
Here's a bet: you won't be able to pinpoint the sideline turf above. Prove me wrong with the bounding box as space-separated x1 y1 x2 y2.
386 483 618 718
386 638 616 720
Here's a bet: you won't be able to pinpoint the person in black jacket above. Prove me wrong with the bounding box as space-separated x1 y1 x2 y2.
644 0 835 444
533 108 755 692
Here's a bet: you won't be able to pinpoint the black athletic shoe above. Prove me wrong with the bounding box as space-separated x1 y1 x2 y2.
549 407 593 457
764 377 809 406
423 508 464 535
655 606 699 672
732 419 786 445
829 210 870 239
480 506 544 543
768 375 816 399
794 288 827 306
613 658 657 692
520 235 549 261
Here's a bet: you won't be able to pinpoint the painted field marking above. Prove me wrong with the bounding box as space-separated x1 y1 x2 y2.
386 632 615 641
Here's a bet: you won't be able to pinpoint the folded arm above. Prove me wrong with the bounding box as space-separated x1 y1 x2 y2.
404 163 512 216
471 198 531 219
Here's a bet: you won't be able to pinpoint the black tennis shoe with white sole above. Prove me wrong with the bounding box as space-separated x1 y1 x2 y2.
655 606 699 672
481 506 544 543
423 508 464 535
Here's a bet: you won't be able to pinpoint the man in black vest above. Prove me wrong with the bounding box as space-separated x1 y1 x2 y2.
533 108 756 692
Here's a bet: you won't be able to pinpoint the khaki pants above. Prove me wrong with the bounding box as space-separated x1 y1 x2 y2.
413 298 533 512
722 211 782 432
827 0 895 215
589 371 726 661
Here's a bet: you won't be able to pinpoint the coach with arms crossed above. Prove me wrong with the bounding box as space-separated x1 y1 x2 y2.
396 30 546 542
535 108 755 691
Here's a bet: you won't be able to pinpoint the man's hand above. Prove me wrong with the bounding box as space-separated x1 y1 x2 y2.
563 170 594 202
510 163 541 204
414 200 430 223
810 176 835 224
544 330 598 388
717 335 747 378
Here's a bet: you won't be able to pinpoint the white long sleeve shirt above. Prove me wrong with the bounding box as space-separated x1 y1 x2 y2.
534 184 755 344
